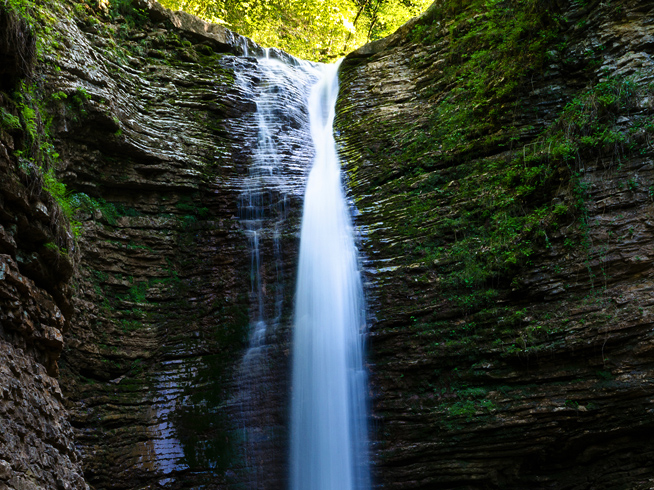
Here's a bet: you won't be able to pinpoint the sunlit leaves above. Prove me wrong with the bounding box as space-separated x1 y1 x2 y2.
159 0 431 60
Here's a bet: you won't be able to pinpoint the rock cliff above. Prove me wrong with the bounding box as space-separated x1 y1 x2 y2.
336 0 654 488
1 0 300 488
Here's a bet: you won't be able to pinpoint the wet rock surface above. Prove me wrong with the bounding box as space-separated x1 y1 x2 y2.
4 0 654 488
48 5 301 490
337 0 654 488
1 0 303 488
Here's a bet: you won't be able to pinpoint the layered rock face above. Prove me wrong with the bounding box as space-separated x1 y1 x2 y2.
0 165 86 487
1 1 303 489
51 5 305 489
0 8 87 490
337 0 654 488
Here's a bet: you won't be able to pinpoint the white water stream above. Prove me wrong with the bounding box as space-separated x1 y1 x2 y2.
290 62 370 490
235 54 370 489
235 53 318 488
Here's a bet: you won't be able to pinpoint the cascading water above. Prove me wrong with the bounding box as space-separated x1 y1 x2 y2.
234 53 369 489
234 52 319 488
290 62 371 490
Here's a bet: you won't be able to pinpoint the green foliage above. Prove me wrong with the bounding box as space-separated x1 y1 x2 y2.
42 167 69 211
50 90 67 101
0 2 83 239
392 75 644 300
43 241 68 256
128 281 148 303
543 76 639 166
407 0 558 157
119 318 142 332
14 83 39 142
176 197 210 227
446 398 496 420
0 107 21 131
2 0 64 60
4 79 83 239
367 0 431 40
72 0 148 27
159 0 431 60
106 0 136 16
391 150 561 293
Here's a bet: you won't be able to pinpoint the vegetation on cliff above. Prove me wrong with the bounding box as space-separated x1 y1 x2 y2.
2 0 654 487
337 1 654 474
333 0 654 485
0 0 85 248
342 0 653 299
1 0 181 242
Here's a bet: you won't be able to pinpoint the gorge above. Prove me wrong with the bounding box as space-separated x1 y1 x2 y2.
1 0 654 489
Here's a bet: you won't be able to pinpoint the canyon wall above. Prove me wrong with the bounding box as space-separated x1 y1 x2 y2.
1 5 88 489
1 1 301 488
336 0 654 488
3 0 654 489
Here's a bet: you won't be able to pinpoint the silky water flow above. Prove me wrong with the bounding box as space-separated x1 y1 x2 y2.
235 53 317 488
236 55 370 490
290 62 371 490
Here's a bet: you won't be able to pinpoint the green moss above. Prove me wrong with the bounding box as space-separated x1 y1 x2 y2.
0 0 83 240
349 31 649 314
2 0 68 62
128 281 148 303
107 0 148 24
176 198 210 218
43 240 69 256
71 193 140 225
407 0 559 158
542 76 640 166
119 318 142 332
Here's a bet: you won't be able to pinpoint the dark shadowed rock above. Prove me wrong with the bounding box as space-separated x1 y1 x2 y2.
336 0 654 488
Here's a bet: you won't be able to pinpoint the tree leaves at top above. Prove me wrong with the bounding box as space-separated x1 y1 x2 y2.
159 0 432 61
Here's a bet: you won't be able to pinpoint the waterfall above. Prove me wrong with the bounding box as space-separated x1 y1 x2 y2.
234 54 369 489
234 54 319 489
290 62 371 490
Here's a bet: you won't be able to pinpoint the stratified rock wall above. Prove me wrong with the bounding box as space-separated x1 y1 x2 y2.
337 0 654 488
1 1 299 489
48 4 299 489
0 165 87 489
0 7 87 487
4 0 654 488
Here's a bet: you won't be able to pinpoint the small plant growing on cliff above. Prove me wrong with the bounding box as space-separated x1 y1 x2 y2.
2 0 64 61
0 107 21 131
544 76 639 168
3 77 84 240
50 90 67 101
128 282 148 304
